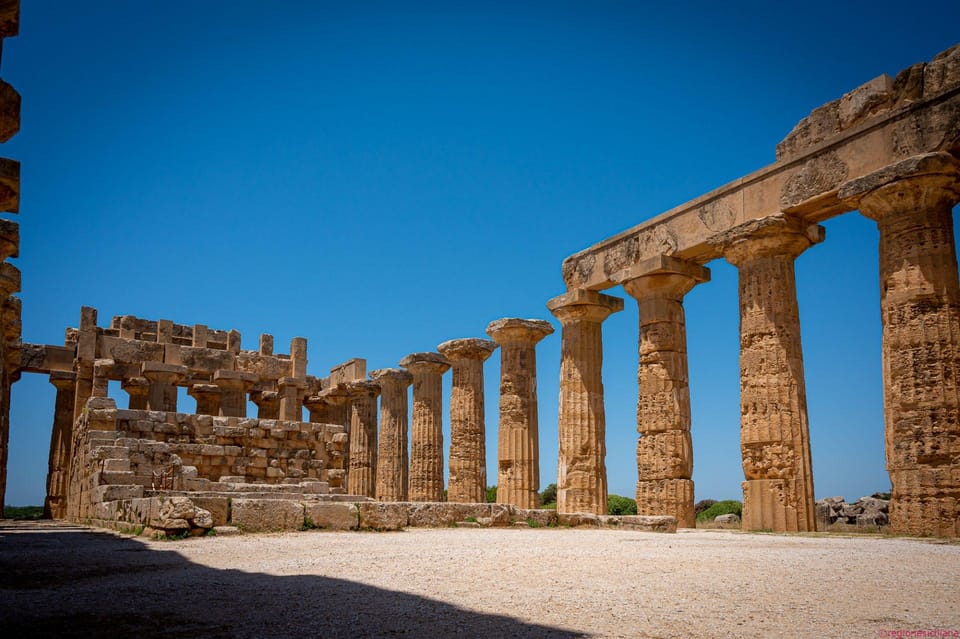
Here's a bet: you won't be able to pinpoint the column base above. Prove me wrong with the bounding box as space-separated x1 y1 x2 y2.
741 478 815 532
636 478 694 528
890 469 960 537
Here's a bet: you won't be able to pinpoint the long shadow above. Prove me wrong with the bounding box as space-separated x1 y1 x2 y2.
0 521 587 638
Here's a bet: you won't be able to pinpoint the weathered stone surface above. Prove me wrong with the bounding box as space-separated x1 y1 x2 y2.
437 338 496 503
230 498 304 532
345 379 380 498
399 353 450 502
513 508 559 528
841 153 960 537
619 256 708 529
486 319 553 509
358 501 409 530
709 216 820 533
304 502 359 530
370 368 413 502
714 513 740 525
548 289 623 515
406 502 512 527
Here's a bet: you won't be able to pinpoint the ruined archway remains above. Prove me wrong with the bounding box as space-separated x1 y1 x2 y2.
550 44 960 537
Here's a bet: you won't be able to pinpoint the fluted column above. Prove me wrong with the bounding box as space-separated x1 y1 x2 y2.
840 152 960 537
44 371 76 519
548 289 623 515
121 376 150 410
400 352 451 502
250 390 280 419
485 319 554 509
438 338 497 503
346 379 381 498
188 383 221 416
213 370 257 417
709 215 822 532
320 383 354 430
141 362 187 413
371 368 413 501
618 256 709 528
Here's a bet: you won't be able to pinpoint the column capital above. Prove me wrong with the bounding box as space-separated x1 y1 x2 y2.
302 394 330 411
213 369 258 391
320 381 363 404
615 254 710 300
548 288 624 324
485 318 554 346
187 383 220 399
249 389 279 406
121 375 150 395
839 152 960 222
0 261 20 297
369 367 413 387
399 352 451 376
708 214 824 266
437 338 497 362
345 378 381 397
141 361 187 384
49 370 76 390
0 221 18 263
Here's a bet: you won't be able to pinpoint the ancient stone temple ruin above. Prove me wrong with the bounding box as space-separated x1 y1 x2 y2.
0 1 957 537
550 45 960 537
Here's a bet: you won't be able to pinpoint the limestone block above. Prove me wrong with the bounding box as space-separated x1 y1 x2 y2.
558 513 600 527
230 498 305 532
358 502 409 530
617 515 678 532
636 431 693 479
304 502 358 530
189 496 229 526
512 508 559 528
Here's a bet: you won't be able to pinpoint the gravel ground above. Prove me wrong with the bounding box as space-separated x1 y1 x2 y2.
1 520 958 638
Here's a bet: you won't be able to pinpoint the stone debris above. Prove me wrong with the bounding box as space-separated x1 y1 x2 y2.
815 495 890 527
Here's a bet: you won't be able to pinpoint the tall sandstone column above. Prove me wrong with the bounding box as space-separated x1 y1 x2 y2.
371 368 412 501
400 352 451 502
548 289 623 514
709 215 821 532
840 152 960 537
438 338 497 503
43 371 75 519
346 379 380 498
486 318 554 509
619 255 709 528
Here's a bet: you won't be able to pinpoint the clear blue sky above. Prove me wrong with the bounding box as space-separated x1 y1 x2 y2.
4 1 959 506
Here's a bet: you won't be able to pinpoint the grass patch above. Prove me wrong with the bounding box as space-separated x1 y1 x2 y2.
525 517 541 528
4 506 44 520
464 516 478 523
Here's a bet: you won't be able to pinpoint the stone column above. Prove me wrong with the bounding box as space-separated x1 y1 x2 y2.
44 371 76 519
346 379 380 498
399 352 451 502
188 383 221 416
303 394 332 423
371 368 413 501
91 359 114 398
121 376 150 410
485 319 554 509
709 215 822 533
618 255 709 528
548 289 624 515
72 306 98 424
278 376 306 421
213 370 257 418
437 338 497 503
141 362 186 413
250 390 280 419
840 152 960 537
320 384 354 430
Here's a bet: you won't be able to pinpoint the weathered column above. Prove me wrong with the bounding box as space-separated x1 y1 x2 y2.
44 371 76 519
278 376 306 421
188 383 221 416
485 319 554 509
250 390 280 419
213 370 257 418
618 256 709 528
72 306 98 423
399 352 451 502
320 384 354 430
709 215 822 532
303 394 332 423
437 338 497 503
840 152 960 537
371 368 413 501
91 359 114 398
346 379 380 498
141 362 186 413
548 289 623 515
121 376 150 410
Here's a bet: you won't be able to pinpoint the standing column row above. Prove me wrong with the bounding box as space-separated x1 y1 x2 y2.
401 352 450 502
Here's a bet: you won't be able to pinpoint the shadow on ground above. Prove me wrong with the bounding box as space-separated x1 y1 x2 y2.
0 520 586 638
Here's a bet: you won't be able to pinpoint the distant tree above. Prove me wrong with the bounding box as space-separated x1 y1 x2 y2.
871 491 891 500
696 500 742 522
486 485 497 503
694 499 718 516
607 494 637 515
540 483 557 506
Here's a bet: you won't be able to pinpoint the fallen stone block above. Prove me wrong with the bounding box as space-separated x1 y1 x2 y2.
230 498 304 532
358 502 408 530
304 502 358 530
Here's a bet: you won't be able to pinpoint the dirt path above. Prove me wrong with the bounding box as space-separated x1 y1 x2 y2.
1 520 958 638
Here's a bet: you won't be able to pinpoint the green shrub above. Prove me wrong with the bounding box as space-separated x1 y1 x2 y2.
694 499 718 517
696 500 742 522
485 486 497 503
607 494 637 515
3 506 44 520
540 483 557 506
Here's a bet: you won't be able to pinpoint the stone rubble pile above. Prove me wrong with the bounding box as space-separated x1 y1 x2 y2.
815 496 890 527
